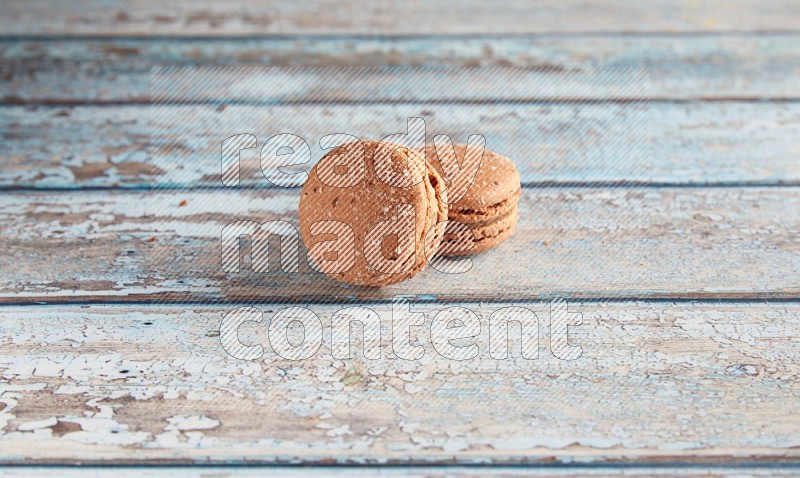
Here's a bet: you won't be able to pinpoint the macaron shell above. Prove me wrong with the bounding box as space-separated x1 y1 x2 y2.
420 161 449 264
425 143 521 256
425 143 521 218
299 140 447 286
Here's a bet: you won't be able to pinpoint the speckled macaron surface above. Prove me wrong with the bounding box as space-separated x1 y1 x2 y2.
425 143 521 255
299 140 448 286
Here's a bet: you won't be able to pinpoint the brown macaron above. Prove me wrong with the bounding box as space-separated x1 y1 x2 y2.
299 140 448 286
425 143 520 256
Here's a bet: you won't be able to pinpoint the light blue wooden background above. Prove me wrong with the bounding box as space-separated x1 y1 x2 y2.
1 1 799 476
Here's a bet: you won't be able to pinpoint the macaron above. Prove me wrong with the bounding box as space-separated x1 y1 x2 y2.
299 140 448 286
424 143 520 256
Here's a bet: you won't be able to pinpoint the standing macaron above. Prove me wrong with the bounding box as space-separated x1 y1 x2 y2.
425 143 521 256
299 140 448 286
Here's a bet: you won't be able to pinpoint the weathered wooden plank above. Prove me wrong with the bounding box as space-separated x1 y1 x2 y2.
4 102 800 189
3 36 800 102
1 301 799 464
1 0 799 35
2 467 798 477
1 188 798 303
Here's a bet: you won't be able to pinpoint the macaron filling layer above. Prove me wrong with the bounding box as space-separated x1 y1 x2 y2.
440 205 518 255
447 187 521 223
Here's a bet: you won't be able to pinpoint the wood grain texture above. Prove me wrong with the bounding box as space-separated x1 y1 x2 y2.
3 467 799 477
1 302 799 464
1 187 798 303
4 102 800 189
1 0 799 35
3 36 800 102
2 2 799 470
